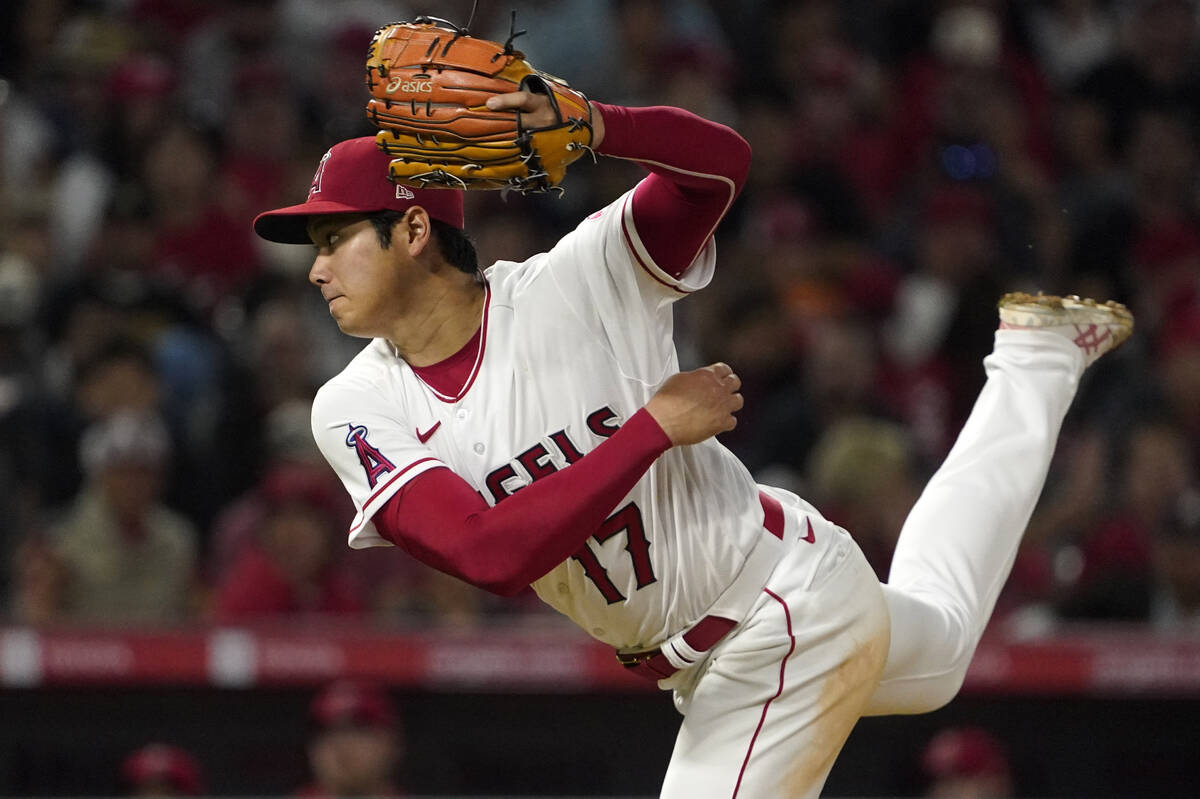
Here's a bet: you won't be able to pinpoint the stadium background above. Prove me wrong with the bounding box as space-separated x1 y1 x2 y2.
2 0 1199 795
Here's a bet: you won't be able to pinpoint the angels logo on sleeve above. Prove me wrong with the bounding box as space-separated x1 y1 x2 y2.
345 423 395 488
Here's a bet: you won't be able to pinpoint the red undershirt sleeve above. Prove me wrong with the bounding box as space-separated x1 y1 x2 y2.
374 408 672 596
591 102 752 278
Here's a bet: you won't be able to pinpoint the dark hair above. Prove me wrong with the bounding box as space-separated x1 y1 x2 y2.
368 210 481 281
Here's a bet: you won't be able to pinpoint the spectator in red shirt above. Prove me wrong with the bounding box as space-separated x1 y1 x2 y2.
142 121 262 310
1058 418 1192 620
213 471 362 621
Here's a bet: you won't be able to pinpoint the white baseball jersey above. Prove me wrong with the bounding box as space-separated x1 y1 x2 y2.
311 187 836 650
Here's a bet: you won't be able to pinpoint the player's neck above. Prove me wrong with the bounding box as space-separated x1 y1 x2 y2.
386 276 485 367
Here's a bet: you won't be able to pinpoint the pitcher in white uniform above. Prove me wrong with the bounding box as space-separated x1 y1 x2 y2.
253 90 1133 798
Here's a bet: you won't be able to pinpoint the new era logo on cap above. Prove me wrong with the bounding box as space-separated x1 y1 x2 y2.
253 137 464 244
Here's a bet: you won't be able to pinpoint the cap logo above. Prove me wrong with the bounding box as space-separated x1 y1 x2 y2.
395 184 415 200
309 150 333 197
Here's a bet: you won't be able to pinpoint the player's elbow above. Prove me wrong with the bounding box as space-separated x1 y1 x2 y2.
460 562 530 597
486 578 529 598
438 523 537 596
466 576 527 598
699 122 751 192
920 669 967 713
730 134 752 188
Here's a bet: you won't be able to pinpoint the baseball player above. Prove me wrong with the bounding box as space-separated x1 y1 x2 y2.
253 91 1132 797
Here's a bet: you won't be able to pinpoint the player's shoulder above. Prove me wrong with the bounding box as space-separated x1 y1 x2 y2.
547 188 635 263
483 247 574 305
481 257 532 287
575 190 631 229
562 189 633 240
312 340 399 413
482 190 635 285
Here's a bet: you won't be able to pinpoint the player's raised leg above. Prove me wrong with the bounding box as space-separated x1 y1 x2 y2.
864 294 1133 715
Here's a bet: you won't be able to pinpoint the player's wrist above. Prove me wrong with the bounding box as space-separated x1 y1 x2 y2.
591 101 638 156
589 101 606 150
628 406 675 451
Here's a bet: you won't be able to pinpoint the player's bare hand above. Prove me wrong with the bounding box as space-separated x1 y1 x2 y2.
645 363 743 447
484 91 606 146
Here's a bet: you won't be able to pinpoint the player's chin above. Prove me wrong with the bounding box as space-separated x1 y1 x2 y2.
328 305 368 338
336 321 373 339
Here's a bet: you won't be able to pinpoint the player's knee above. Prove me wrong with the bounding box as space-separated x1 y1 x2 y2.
917 626 976 711
921 666 969 712
879 664 968 715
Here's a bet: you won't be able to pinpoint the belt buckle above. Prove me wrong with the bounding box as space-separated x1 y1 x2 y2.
615 648 657 668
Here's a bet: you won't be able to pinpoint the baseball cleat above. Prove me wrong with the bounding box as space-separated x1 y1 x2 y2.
998 292 1134 367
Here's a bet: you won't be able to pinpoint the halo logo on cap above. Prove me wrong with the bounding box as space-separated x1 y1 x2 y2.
310 150 333 198
252 136 465 243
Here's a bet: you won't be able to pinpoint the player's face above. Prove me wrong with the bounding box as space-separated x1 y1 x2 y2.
307 214 409 338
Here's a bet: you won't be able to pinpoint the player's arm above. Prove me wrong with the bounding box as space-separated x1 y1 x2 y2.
486 93 751 278
374 364 743 596
592 102 752 277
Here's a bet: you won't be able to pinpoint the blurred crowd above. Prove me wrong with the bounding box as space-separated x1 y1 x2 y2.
113 681 1012 798
119 680 405 797
1 0 1199 635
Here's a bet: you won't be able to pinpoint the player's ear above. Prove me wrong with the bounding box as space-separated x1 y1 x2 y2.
401 207 433 258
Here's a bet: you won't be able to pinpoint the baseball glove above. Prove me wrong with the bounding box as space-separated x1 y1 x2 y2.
364 15 594 193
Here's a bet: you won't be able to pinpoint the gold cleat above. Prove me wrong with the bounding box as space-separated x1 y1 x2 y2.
998 292 1134 367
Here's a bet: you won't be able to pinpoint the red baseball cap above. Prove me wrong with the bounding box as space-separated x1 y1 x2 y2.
921 726 1011 780
310 679 397 731
121 743 205 796
253 137 465 244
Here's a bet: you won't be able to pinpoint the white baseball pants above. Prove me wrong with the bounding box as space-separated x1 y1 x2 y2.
659 330 1085 798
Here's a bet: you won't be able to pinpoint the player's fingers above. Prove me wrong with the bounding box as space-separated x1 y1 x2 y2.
725 372 741 392
730 392 744 412
707 361 733 378
485 91 539 111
